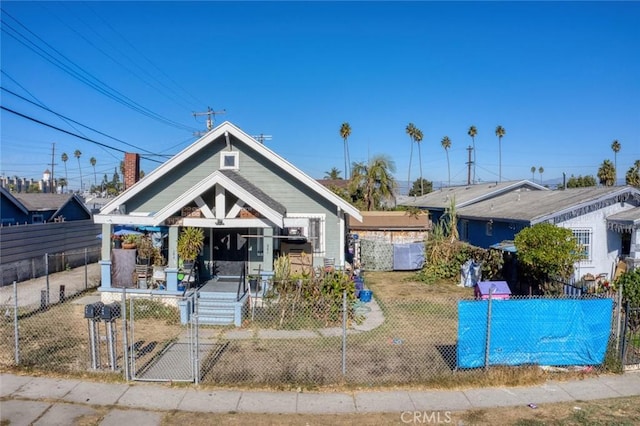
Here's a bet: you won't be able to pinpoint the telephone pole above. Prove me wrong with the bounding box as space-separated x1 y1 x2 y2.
252 133 272 144
49 142 56 193
466 145 473 185
193 107 226 136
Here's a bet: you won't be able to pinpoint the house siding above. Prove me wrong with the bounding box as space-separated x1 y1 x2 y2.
557 202 635 281
119 134 344 266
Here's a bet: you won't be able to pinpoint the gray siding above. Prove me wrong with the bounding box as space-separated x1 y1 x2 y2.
123 134 344 262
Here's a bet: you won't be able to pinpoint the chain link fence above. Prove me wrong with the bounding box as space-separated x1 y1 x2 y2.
0 270 634 387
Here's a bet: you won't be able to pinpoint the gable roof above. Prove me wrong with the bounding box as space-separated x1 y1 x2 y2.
7 191 91 218
400 180 548 210
456 186 640 225
0 187 29 215
99 121 361 222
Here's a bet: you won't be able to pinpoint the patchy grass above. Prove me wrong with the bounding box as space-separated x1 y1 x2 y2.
160 396 640 426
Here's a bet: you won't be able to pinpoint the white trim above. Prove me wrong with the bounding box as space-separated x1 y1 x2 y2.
99 121 361 222
220 151 239 170
194 196 215 219
183 217 274 228
287 213 326 255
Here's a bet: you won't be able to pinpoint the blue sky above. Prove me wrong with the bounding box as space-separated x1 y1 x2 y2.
1 1 639 192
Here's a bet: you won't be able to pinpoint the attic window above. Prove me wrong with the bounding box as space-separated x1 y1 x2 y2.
220 152 239 170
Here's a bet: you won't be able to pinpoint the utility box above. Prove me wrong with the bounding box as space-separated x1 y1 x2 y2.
101 303 121 321
84 302 104 319
474 281 511 300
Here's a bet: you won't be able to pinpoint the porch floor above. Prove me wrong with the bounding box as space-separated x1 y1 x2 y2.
197 277 243 294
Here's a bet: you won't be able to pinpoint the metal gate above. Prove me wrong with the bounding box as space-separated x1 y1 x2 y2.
620 302 640 371
127 292 200 383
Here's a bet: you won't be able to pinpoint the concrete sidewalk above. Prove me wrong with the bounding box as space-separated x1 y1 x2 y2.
1 372 639 425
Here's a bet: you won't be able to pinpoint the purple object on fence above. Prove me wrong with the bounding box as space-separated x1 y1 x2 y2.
474 281 511 300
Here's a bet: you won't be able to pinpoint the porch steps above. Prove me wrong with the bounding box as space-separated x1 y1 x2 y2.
195 291 246 326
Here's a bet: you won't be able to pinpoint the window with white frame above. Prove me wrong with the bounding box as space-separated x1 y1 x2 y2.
32 214 44 224
572 228 592 262
220 151 239 170
286 214 325 254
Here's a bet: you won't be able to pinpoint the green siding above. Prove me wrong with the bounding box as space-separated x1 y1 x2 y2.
124 134 344 264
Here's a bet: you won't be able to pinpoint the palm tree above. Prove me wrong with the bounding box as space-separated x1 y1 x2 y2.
61 153 68 193
350 155 396 211
90 157 97 189
538 166 544 184
441 136 452 186
611 140 621 185
414 127 424 195
597 159 616 186
74 149 82 192
339 122 352 179
323 167 342 180
625 160 640 188
467 125 477 183
405 123 417 194
530 166 536 181
495 125 506 182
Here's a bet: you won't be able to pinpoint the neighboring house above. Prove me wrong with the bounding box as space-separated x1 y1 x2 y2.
400 180 548 226
453 186 640 281
346 211 430 272
347 211 430 244
0 187 92 225
94 121 362 295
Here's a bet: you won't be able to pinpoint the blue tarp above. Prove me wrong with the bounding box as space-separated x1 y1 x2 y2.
393 243 425 271
457 298 613 368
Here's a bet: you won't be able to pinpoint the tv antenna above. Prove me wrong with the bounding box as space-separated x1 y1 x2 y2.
252 133 272 144
193 107 225 136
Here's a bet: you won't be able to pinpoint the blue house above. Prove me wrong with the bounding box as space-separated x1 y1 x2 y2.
1 187 92 225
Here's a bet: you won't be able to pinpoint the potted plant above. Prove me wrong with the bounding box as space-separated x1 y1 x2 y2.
151 247 167 288
177 227 204 267
112 234 122 249
136 235 154 265
122 234 138 249
177 227 204 289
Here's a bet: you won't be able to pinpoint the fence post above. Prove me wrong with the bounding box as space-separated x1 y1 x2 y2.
85 248 88 290
620 300 629 367
121 287 129 381
484 286 494 369
616 284 623 351
45 253 50 306
342 289 347 376
13 280 20 365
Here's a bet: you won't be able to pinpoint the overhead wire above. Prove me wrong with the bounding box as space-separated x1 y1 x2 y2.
1 84 169 157
47 2 199 113
0 9 199 133
1 106 163 164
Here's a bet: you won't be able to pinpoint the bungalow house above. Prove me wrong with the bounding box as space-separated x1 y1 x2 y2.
94 121 362 300
400 180 548 227
0 187 92 225
453 186 640 282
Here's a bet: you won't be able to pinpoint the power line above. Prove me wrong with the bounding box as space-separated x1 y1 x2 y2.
1 105 163 164
1 84 164 156
1 9 199 133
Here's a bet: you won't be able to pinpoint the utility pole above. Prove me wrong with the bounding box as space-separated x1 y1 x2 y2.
251 133 272 144
49 142 56 194
466 145 473 185
193 107 226 137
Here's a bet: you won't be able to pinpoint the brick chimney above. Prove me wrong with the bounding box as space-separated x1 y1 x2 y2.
123 152 140 190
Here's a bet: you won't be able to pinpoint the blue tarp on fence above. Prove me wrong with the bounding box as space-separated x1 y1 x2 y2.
457 298 613 368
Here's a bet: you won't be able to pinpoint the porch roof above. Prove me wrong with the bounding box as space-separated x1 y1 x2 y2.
607 206 640 232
